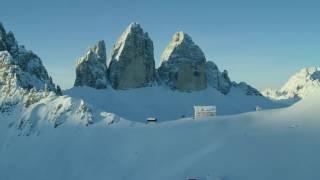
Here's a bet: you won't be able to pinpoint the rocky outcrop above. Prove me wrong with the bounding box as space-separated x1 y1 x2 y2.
74 40 108 89
108 23 156 89
0 23 56 92
158 32 207 91
205 61 232 94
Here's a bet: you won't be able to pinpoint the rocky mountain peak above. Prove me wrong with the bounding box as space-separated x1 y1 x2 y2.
158 31 207 91
89 40 106 65
74 40 108 89
0 22 56 92
108 22 156 89
169 31 192 45
127 22 143 32
160 31 205 65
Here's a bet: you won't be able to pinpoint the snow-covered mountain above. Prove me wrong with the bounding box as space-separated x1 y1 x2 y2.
263 67 320 102
0 22 285 127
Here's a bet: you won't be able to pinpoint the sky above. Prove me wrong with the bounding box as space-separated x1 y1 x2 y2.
1 0 320 90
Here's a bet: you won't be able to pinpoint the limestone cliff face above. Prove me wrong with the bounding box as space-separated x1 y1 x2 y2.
108 23 156 89
158 32 207 91
74 41 108 89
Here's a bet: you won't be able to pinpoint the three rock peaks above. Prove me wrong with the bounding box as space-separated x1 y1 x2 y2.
75 22 258 95
0 22 260 96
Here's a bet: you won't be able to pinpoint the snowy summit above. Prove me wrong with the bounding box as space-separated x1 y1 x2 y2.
263 67 320 101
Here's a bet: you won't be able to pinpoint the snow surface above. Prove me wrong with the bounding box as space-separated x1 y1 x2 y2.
65 86 285 122
1 90 320 180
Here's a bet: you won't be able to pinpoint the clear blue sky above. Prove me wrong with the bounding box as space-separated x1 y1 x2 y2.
1 0 320 90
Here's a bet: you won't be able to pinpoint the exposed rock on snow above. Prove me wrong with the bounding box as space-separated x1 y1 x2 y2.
158 32 207 91
205 61 232 94
262 67 320 101
74 40 108 89
108 23 156 89
0 23 56 92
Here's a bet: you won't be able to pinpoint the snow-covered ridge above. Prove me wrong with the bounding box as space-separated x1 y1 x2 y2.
263 67 320 101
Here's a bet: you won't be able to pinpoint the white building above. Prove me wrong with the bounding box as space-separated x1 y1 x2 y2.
194 106 216 119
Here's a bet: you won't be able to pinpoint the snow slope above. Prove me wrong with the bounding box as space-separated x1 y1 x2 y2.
65 86 285 122
1 90 320 180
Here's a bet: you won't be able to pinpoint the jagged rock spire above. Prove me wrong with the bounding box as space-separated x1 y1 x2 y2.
74 40 108 89
90 40 106 65
158 31 207 91
108 22 156 89
160 31 206 64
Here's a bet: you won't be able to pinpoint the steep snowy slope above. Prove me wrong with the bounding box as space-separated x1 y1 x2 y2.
263 67 320 102
65 86 285 122
1 91 320 180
